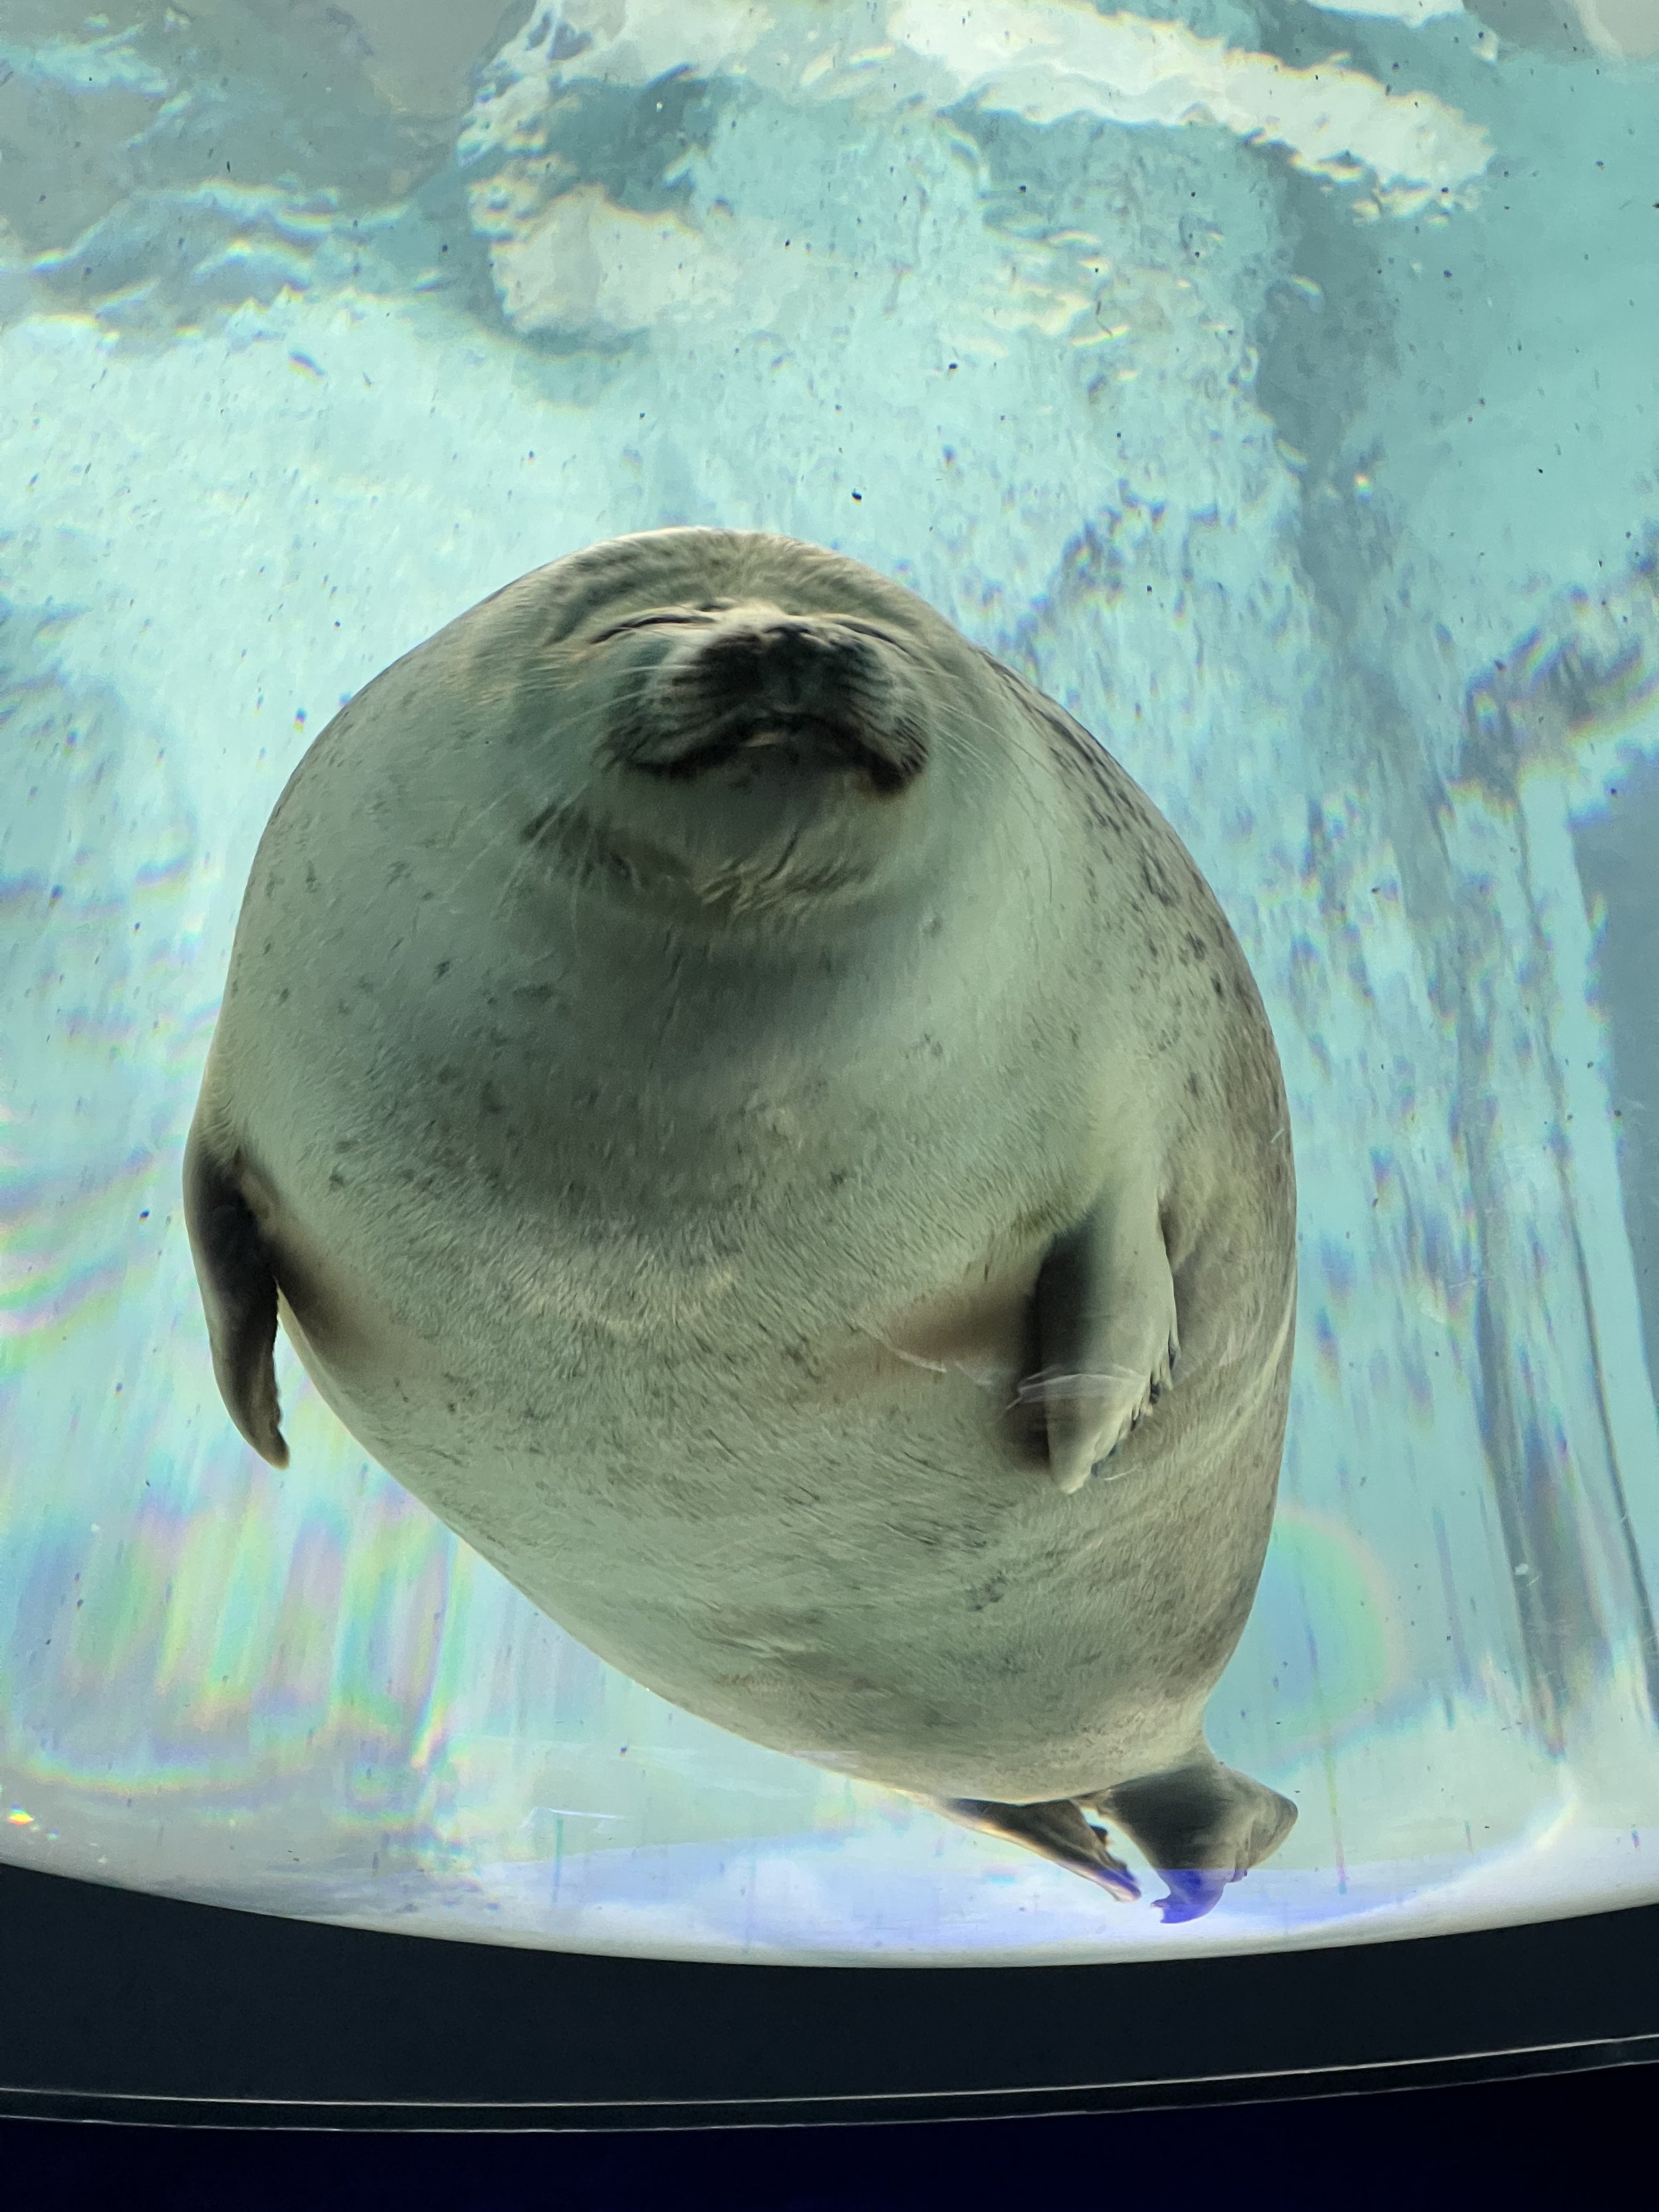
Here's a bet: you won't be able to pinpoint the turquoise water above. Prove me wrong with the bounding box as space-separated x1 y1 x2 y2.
2 0 1658 1964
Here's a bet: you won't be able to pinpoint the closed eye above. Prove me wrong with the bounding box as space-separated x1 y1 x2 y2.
586 610 720 645
832 615 912 658
587 609 911 654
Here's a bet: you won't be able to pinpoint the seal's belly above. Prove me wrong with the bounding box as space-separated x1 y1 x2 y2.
293 1301 1284 1802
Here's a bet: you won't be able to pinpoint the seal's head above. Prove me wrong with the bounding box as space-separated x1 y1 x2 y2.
443 528 1025 926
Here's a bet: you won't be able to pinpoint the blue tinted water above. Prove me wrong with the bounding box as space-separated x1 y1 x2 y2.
2 0 1658 1962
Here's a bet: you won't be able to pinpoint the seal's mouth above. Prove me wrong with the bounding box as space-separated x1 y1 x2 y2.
607 614 929 798
626 711 921 796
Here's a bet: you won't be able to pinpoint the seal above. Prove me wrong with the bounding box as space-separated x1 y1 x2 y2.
185 528 1299 1921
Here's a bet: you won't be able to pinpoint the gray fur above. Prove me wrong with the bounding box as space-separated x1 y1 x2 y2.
185 529 1298 1918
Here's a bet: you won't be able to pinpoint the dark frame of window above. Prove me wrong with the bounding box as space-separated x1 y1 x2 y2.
1 1860 1656 2126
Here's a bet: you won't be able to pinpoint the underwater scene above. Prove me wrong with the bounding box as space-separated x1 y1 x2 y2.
3 0 1658 1966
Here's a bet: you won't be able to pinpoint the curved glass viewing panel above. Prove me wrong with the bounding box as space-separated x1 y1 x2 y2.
3 0 1658 1966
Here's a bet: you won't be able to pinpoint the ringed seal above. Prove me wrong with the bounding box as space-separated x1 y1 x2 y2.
186 528 1299 1921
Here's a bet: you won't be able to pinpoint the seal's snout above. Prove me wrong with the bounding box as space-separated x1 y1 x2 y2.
616 613 928 796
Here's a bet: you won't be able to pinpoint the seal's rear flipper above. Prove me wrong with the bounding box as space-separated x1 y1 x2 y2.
1019 1186 1179 1493
182 1124 289 1468
1086 1751 1297 1924
928 1794 1141 1901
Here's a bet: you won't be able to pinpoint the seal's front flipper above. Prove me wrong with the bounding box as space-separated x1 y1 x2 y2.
182 1123 289 1468
928 1795 1141 1901
1019 1185 1179 1493
1086 1751 1297 1924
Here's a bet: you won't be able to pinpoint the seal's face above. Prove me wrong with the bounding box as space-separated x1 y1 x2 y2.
601 601 928 796
499 540 984 923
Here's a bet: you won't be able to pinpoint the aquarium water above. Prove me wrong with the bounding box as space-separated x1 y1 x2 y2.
2 0 1658 1963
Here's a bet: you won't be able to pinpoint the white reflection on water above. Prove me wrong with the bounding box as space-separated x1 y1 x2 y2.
1 0 1658 1961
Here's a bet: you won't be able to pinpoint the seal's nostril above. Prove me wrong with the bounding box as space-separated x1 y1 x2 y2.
693 621 861 711
614 615 928 791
